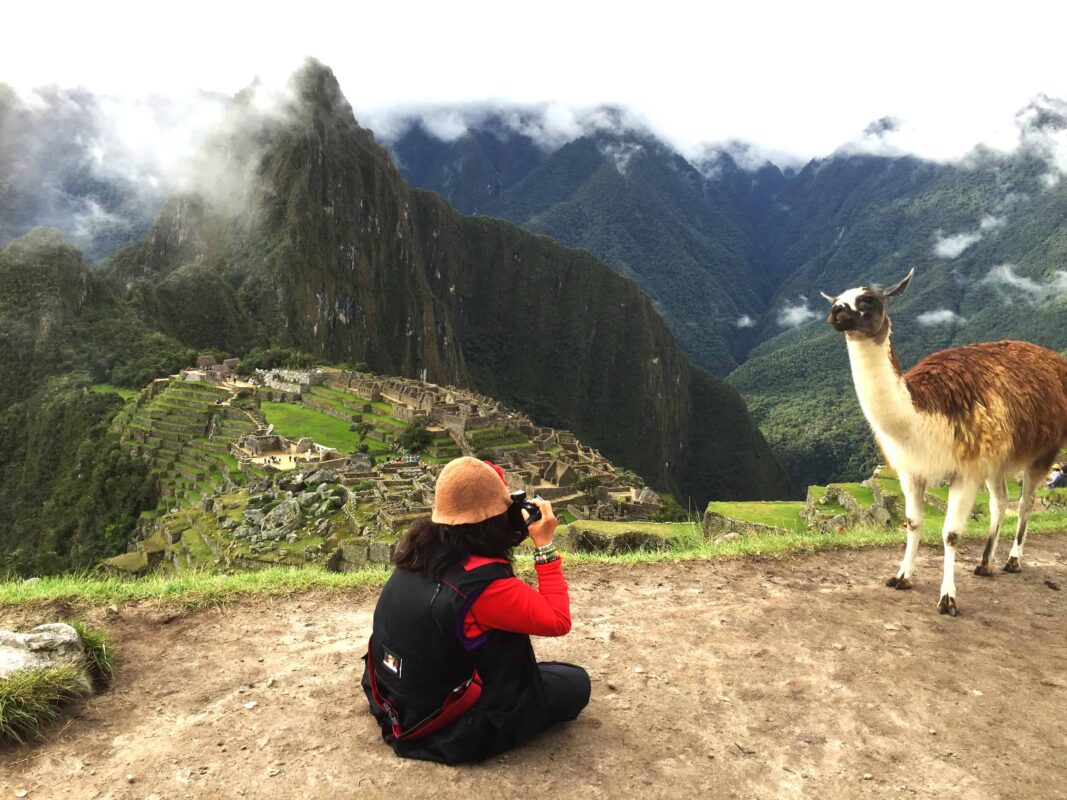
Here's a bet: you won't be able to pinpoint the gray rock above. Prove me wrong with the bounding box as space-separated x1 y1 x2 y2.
307 470 338 486
244 508 266 526
0 623 87 679
286 533 299 543
329 495 344 509
262 498 302 535
299 491 319 508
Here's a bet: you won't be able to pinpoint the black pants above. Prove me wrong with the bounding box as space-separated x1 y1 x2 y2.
538 661 591 724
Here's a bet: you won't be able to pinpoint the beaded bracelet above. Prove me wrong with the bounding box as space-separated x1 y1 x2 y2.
533 542 559 565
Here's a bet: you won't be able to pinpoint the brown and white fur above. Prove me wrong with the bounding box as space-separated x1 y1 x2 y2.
823 269 1067 616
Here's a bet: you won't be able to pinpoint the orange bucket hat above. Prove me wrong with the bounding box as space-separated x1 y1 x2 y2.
431 457 511 525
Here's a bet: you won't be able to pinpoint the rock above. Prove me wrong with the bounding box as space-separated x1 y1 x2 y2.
286 533 299 543
307 470 338 486
368 541 395 563
232 524 255 540
296 437 315 453
244 509 266 527
200 497 215 513
328 495 344 509
261 498 302 535
220 518 238 531
298 491 319 508
0 623 87 679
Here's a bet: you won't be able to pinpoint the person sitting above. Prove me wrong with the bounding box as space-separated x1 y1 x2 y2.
361 457 590 764
1050 464 1067 490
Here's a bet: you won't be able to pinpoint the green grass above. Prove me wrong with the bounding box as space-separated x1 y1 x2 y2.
89 383 137 400
261 402 363 452
705 501 808 531
0 566 393 608
3 511 1066 609
831 483 874 506
0 666 89 743
67 621 114 686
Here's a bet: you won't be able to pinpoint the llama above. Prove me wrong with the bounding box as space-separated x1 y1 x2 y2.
821 269 1067 616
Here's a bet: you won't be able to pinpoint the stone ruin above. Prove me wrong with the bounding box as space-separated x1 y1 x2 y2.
251 368 328 402
327 369 664 523
181 354 241 384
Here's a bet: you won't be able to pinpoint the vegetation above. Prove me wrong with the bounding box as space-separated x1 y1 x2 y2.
397 416 433 453
0 666 88 743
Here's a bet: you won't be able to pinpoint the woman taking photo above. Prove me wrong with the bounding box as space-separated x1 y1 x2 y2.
362 456 590 764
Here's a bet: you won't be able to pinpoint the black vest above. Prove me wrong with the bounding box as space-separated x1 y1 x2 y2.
362 561 547 764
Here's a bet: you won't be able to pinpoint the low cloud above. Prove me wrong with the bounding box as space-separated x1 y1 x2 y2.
933 231 982 259
598 140 643 175
778 298 819 328
735 314 756 328
981 263 1067 304
363 102 651 152
916 308 966 326
931 214 1006 259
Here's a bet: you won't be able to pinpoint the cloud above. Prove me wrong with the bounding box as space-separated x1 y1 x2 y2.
598 141 643 175
981 263 1067 304
778 298 819 328
735 314 756 328
931 214 1006 259
361 102 652 153
932 231 982 259
916 308 966 326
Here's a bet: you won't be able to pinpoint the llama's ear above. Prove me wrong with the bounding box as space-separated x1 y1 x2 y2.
820 292 836 303
882 268 915 299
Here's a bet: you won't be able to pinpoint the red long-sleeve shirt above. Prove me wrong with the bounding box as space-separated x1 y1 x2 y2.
462 555 572 638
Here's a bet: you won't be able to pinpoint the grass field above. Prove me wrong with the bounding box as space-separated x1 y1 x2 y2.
704 501 808 531
261 402 368 453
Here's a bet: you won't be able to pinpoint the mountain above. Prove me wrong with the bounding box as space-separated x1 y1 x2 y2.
0 229 192 573
389 120 770 375
386 108 1067 490
100 61 790 508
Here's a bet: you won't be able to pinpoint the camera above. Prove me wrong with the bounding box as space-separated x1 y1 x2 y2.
508 490 542 532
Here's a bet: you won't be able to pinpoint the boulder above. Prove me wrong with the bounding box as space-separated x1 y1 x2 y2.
0 624 86 679
244 508 266 527
261 498 303 536
307 470 338 486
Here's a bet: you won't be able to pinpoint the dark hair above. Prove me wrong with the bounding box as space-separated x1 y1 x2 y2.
393 513 519 581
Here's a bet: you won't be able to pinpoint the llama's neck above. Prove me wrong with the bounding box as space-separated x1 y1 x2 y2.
844 323 915 439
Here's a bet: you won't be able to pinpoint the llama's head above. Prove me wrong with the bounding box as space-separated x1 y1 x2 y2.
821 268 914 340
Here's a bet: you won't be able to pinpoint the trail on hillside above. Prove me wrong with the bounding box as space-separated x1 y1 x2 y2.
3 537 1067 800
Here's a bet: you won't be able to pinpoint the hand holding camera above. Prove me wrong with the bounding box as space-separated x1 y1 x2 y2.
509 490 557 547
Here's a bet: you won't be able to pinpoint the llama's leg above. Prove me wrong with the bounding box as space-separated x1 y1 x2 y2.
938 478 979 616
1005 466 1043 573
886 473 925 590
975 476 1007 577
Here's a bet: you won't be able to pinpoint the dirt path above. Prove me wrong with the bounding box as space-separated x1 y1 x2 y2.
4 537 1067 799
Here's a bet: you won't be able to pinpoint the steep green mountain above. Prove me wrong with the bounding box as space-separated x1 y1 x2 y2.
0 229 192 573
390 123 768 375
102 62 789 507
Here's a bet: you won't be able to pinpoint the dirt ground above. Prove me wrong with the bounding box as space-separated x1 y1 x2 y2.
3 536 1066 800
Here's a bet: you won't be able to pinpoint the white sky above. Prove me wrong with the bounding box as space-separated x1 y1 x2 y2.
4 0 1067 162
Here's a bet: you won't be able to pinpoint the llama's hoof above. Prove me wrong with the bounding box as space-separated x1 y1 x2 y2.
973 563 994 577
885 576 912 589
1003 557 1022 573
938 595 959 616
